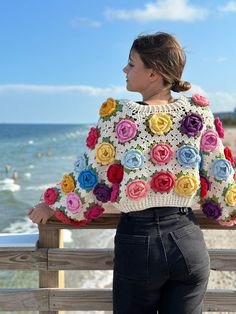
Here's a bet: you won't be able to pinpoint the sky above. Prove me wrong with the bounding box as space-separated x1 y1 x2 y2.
1 0 236 124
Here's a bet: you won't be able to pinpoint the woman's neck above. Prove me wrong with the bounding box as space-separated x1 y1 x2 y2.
142 88 174 106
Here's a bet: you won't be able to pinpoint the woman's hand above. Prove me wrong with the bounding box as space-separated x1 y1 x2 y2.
28 202 54 224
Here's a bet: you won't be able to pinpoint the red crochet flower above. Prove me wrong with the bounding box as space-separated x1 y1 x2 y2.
110 183 120 202
150 171 175 193
84 205 105 220
107 164 124 183
44 188 59 205
86 127 98 149
214 117 224 139
224 146 235 167
200 175 211 198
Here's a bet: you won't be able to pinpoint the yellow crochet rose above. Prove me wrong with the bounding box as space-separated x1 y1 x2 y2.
148 113 172 135
96 142 116 165
61 174 75 194
225 185 236 206
174 175 198 196
99 98 117 117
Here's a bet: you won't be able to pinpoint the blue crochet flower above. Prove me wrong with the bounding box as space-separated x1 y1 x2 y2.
121 149 144 170
211 158 233 180
176 145 201 168
78 169 98 190
74 154 87 174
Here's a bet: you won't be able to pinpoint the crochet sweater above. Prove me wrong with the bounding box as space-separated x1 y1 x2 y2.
42 94 236 227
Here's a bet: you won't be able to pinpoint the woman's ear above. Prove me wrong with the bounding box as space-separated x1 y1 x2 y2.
149 70 162 83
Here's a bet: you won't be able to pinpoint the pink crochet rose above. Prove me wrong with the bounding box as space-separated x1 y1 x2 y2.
214 117 224 139
191 94 210 107
115 119 137 143
200 130 219 152
218 219 235 227
126 180 149 200
110 183 120 202
84 205 104 220
150 143 174 165
66 192 83 214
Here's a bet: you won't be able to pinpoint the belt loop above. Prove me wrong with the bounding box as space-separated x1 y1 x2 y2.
179 207 189 215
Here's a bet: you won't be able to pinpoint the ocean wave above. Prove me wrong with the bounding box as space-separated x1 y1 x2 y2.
25 183 56 191
0 178 20 192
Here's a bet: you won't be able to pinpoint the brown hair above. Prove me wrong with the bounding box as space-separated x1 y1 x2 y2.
130 32 191 93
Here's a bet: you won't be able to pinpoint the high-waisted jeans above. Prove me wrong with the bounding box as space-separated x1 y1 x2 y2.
113 207 210 314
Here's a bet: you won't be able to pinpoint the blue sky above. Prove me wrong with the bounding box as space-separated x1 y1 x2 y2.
1 0 236 124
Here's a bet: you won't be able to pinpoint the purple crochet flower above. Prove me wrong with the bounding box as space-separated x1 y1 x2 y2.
180 113 204 137
202 200 221 219
93 183 112 203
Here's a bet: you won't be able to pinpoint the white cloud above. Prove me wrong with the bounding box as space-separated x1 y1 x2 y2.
218 1 236 12
71 17 102 28
104 0 208 23
0 84 127 97
181 83 236 112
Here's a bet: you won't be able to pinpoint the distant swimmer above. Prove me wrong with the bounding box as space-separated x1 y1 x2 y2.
46 148 52 157
12 170 18 181
4 164 11 174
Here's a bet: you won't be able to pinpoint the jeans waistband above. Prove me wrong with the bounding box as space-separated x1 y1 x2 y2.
123 207 192 218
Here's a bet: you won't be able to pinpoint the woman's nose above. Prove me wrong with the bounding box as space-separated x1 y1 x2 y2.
123 66 128 74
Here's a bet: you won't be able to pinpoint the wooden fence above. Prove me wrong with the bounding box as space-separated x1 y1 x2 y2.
0 210 236 313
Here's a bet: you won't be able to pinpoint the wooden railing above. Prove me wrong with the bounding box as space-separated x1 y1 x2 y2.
0 210 236 313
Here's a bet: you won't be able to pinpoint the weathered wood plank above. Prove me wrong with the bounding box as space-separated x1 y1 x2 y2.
42 212 236 230
49 288 236 312
0 249 47 270
48 248 114 270
209 249 236 271
0 289 48 311
203 289 236 312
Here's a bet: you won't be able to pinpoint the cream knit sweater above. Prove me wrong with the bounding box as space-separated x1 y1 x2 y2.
42 94 236 227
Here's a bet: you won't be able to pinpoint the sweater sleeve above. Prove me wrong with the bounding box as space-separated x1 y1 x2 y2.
199 108 236 226
40 97 120 226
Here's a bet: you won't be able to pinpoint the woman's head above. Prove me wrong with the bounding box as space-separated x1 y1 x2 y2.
128 32 191 93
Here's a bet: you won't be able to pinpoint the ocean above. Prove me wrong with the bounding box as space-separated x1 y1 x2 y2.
0 123 114 314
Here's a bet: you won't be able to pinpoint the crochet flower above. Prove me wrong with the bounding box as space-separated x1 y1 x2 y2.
176 145 201 168
200 174 211 198
93 183 112 203
202 200 222 219
110 183 120 202
84 205 105 220
191 94 210 107
150 171 175 193
148 113 172 135
150 143 174 165
96 142 116 165
78 169 98 190
211 159 233 181
224 146 235 167
115 119 137 143
122 149 144 170
214 117 224 139
225 184 236 206
200 130 219 152
61 174 75 194
218 219 235 227
66 192 83 214
99 98 117 117
174 175 198 196
180 113 204 137
107 163 124 184
44 187 59 205
74 154 87 175
86 127 98 149
126 180 149 200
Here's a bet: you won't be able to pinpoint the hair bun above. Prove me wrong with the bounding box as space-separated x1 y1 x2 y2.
171 80 191 93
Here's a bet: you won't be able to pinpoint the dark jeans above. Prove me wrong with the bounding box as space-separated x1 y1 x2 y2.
113 207 210 314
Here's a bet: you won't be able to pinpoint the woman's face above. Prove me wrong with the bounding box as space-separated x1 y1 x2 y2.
123 49 153 93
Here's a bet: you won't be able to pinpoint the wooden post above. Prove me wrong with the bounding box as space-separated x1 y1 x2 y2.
38 227 64 314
